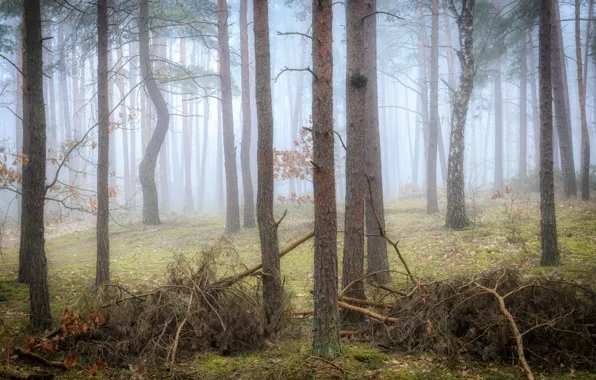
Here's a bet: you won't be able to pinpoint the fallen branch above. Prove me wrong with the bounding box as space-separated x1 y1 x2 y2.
13 348 67 370
337 301 399 324
339 296 392 309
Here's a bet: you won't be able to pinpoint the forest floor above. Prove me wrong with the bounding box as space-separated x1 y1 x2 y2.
0 192 595 379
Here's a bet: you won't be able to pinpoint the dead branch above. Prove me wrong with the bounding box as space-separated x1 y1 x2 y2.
339 296 392 309
309 355 352 374
337 301 399 324
13 348 67 370
275 209 288 229
276 31 312 39
274 66 316 83
168 293 193 369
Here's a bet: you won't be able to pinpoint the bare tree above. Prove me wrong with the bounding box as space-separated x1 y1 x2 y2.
539 0 560 266
96 0 110 287
218 0 241 233
445 0 475 230
311 0 341 359
241 0 255 227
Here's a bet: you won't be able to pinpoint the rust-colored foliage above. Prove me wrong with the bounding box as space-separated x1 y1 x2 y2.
273 127 313 182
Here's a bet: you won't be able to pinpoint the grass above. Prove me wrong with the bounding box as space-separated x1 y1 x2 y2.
1 192 595 379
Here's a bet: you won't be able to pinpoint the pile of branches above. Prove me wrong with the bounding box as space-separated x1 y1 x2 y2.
376 268 596 371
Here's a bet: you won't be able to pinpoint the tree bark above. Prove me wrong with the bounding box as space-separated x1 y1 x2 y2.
57 24 73 186
217 0 241 232
179 32 194 212
139 0 170 225
364 0 390 285
427 0 439 213
217 90 224 212
22 0 51 329
529 31 540 170
254 0 283 336
575 0 591 200
519 35 528 186
445 0 475 230
199 52 210 212
311 0 341 360
129 34 138 205
18 14 28 282
551 0 577 198
116 42 130 205
341 0 367 326
494 58 503 190
96 0 110 287
539 0 560 266
241 0 256 227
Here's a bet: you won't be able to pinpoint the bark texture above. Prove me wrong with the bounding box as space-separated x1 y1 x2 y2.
519 35 527 185
241 0 256 227
445 0 475 230
575 0 591 200
139 0 170 225
254 0 283 336
494 58 503 190
218 0 241 233
311 0 341 360
539 0 560 266
22 0 51 329
364 0 390 285
427 0 439 214
96 0 110 287
342 0 367 325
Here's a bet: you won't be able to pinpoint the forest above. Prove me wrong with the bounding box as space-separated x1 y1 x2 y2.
0 0 596 378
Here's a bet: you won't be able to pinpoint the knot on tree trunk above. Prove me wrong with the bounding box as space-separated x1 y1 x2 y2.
349 70 368 88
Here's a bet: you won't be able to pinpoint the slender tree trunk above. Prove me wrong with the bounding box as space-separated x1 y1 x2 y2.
129 35 138 205
179 34 194 211
96 0 110 287
108 50 116 189
15 27 22 224
218 0 241 232
199 53 210 212
139 0 170 225
364 0 390 284
529 31 540 169
494 59 503 190
413 102 421 185
427 0 439 213
575 0 591 200
519 35 528 186
311 0 341 360
22 0 51 329
47 35 57 155
18 7 29 284
341 0 367 325
57 24 73 186
446 0 475 230
539 0 560 266
116 43 130 205
241 0 256 227
254 0 283 336
552 0 577 198
217 93 224 212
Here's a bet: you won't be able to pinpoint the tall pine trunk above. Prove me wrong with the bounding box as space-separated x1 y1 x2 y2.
575 0 591 200
241 0 256 227
427 0 439 213
311 0 341 360
22 0 51 329
529 31 540 169
342 0 367 325
180 32 194 212
199 52 210 212
539 0 560 265
139 0 170 225
364 0 390 284
217 0 241 232
96 0 110 287
117 42 130 205
494 58 503 190
446 0 475 230
519 35 528 186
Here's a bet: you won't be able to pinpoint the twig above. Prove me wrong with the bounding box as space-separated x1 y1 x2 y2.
13 348 67 370
274 66 316 83
309 355 352 374
337 301 399 324
362 11 404 22
168 293 193 369
277 31 312 39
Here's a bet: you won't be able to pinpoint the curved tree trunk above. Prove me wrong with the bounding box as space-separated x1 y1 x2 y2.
446 0 475 230
241 0 255 227
311 0 341 360
364 0 390 285
139 0 170 225
342 0 367 326
22 0 51 329
96 0 110 287
539 0 560 266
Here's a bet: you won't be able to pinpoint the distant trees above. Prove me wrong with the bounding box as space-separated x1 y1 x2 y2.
217 0 241 233
538 0 559 266
311 0 341 359
254 0 283 336
445 0 475 230
96 0 110 286
138 0 170 225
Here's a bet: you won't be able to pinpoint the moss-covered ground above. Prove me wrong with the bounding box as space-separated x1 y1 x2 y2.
1 193 595 379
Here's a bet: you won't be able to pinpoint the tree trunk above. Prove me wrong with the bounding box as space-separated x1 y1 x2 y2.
217 0 241 232
19 6 30 285
519 35 528 186
551 0 577 198
445 0 475 230
253 0 283 336
364 0 390 285
116 43 130 205
427 0 439 213
129 35 138 205
494 58 503 190
57 24 73 186
311 0 341 360
179 33 194 212
217 92 224 212
15 26 22 224
539 0 560 266
199 53 210 212
139 0 169 225
341 0 367 326
529 31 540 170
96 0 110 287
22 0 51 329
241 0 256 227
575 0 591 200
